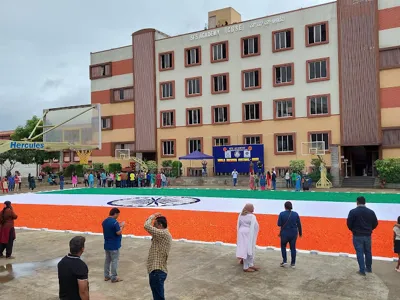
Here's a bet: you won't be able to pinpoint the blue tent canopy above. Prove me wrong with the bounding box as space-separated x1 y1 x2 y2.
179 150 214 160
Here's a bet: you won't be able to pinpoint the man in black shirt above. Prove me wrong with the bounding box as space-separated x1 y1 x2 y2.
58 236 89 300
347 196 378 276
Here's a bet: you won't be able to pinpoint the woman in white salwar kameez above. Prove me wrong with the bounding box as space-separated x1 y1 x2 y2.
236 203 260 272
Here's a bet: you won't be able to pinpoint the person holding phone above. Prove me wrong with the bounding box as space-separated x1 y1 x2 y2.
102 208 124 283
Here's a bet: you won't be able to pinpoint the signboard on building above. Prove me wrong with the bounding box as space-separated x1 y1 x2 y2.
213 144 264 174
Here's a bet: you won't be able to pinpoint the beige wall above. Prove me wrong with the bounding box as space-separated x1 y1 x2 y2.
101 102 134 116
158 115 340 171
382 148 400 158
102 128 135 143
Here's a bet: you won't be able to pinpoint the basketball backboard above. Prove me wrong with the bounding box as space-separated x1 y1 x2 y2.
301 141 326 156
42 104 101 150
115 149 130 160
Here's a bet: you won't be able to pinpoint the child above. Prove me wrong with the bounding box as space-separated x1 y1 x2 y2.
72 173 78 188
2 178 9 193
394 216 400 272
259 173 266 191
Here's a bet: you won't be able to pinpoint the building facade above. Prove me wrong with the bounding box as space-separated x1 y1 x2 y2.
89 0 400 178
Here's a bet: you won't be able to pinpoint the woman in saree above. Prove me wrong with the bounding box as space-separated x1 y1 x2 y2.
259 173 266 191
236 203 260 272
266 171 272 189
249 173 255 190
295 173 302 192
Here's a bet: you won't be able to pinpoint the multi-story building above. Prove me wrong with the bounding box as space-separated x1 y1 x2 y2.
89 0 400 181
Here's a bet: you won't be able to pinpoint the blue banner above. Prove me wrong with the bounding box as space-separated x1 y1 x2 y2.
213 144 264 174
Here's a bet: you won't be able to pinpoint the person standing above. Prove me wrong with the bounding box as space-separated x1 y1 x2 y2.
295 173 302 192
101 171 107 188
14 173 20 192
259 173 266 191
394 216 400 272
278 201 302 268
58 236 89 300
271 170 277 190
144 213 172 300
72 173 78 188
347 196 378 276
0 201 17 259
28 173 36 191
232 169 238 187
102 208 124 283
161 172 167 188
83 172 89 187
236 203 260 272
1 178 8 193
59 173 65 190
285 170 290 188
88 172 94 188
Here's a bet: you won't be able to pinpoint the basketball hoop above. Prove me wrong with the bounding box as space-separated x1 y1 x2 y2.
76 150 92 165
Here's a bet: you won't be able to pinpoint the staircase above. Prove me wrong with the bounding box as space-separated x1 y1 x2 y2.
341 176 376 188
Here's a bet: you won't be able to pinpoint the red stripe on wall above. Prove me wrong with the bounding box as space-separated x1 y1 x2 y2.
112 59 133 76
380 86 400 108
113 114 135 130
92 142 112 156
379 6 400 31
91 90 111 104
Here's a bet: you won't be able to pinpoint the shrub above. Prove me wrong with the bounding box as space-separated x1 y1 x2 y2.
375 158 400 184
64 164 76 177
171 160 182 177
108 163 122 174
162 160 173 168
42 166 52 174
289 160 305 174
92 163 104 172
75 164 84 177
146 160 158 172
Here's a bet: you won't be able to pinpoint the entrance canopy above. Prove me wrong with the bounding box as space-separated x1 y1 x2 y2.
179 151 213 160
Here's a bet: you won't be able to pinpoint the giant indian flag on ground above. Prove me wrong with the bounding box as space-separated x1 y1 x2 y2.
6 188 400 258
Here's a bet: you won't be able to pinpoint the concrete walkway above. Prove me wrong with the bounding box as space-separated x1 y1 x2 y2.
0 230 399 300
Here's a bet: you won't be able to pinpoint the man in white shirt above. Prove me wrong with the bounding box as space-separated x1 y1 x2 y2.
232 169 238 187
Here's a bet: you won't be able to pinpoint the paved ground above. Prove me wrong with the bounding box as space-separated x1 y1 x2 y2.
0 230 399 300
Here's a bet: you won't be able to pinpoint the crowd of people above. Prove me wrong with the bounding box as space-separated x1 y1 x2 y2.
232 167 312 192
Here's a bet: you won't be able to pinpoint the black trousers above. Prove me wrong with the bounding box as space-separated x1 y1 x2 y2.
0 228 15 257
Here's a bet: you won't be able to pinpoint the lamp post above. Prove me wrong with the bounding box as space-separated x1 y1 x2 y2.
343 159 349 178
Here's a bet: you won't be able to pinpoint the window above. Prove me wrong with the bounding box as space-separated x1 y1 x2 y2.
308 95 330 117
186 108 202 126
244 136 261 145
211 73 229 94
242 69 261 90
162 140 175 157
243 102 261 122
159 52 174 71
112 87 134 102
114 143 135 152
187 138 202 154
274 99 294 119
306 22 328 46
211 41 228 62
185 77 202 97
90 63 111 79
212 105 229 124
159 81 175 100
274 64 294 86
310 132 330 150
273 28 293 52
276 134 295 153
241 35 260 57
160 110 175 128
214 137 230 146
101 117 112 130
185 46 201 67
307 58 330 82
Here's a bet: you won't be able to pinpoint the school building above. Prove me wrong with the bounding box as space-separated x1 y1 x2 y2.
88 0 400 182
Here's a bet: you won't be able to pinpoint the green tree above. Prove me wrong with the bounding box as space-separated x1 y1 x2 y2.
375 158 400 184
0 116 59 173
289 160 305 174
146 160 158 172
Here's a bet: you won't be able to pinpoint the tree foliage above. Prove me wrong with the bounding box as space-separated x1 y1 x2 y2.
375 158 400 184
289 160 305 174
0 116 58 172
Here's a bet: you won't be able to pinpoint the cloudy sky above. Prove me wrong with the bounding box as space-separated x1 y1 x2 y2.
0 0 331 131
